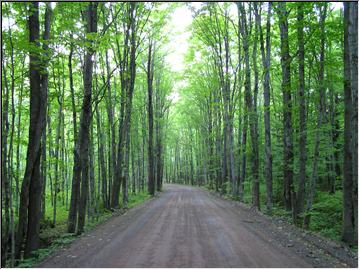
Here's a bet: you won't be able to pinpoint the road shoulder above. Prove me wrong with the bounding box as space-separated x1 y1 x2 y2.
202 187 358 268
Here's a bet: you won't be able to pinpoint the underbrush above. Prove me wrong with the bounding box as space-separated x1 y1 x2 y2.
307 191 343 242
204 181 354 249
16 190 151 268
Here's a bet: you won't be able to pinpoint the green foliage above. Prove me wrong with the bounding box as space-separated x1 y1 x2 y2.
308 191 343 241
128 191 151 209
15 191 151 267
265 190 344 243
16 234 76 268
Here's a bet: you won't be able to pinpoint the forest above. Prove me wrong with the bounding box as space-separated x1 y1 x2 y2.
1 1 358 267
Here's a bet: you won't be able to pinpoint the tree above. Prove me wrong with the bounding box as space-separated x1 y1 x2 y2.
294 2 307 222
256 2 273 214
111 3 138 208
147 39 155 196
276 2 294 212
16 2 52 259
304 3 327 228
76 2 98 234
342 1 356 245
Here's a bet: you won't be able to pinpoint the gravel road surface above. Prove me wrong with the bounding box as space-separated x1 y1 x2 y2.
39 184 356 267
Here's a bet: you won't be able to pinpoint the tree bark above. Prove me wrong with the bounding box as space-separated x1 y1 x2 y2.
294 3 307 220
112 3 137 208
1 40 11 268
77 2 98 234
96 106 108 209
304 4 327 229
257 3 273 214
342 2 356 245
277 2 294 211
239 2 252 203
349 1 358 244
250 2 260 210
68 38 81 233
147 40 155 196
16 2 51 259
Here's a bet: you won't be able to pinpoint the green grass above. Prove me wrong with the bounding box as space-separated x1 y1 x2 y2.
128 191 151 208
16 190 152 268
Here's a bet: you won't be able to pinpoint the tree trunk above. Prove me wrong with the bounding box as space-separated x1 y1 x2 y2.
96 106 108 209
250 2 260 210
54 71 64 226
76 2 98 235
239 2 252 203
349 1 358 244
16 2 51 259
342 2 356 245
15 63 25 215
105 49 116 209
112 3 137 208
295 3 307 221
304 4 327 229
67 39 81 233
1 41 11 268
147 40 155 196
277 2 294 211
257 3 273 214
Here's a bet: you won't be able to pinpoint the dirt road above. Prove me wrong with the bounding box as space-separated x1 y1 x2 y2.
39 184 356 268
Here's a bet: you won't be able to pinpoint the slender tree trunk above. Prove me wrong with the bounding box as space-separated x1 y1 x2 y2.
96 106 108 208
239 2 252 203
53 73 63 226
16 2 51 259
15 63 25 214
295 3 307 220
6 16 16 266
250 2 260 210
277 2 294 211
257 3 273 214
304 4 327 229
112 3 137 208
40 121 47 221
147 40 155 196
123 130 130 207
1 45 11 268
105 50 116 209
342 2 356 245
349 2 358 244
142 101 146 191
68 39 81 233
89 123 96 221
77 2 98 234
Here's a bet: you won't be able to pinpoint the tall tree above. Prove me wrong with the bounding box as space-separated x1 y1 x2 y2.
147 39 155 196
342 1 356 245
16 2 52 259
304 3 327 228
76 2 98 234
277 2 294 211
67 35 81 233
349 2 358 244
239 3 259 208
111 3 138 208
250 2 260 210
257 2 272 214
294 2 307 221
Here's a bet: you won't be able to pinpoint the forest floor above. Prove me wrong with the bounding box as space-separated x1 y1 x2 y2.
38 184 357 268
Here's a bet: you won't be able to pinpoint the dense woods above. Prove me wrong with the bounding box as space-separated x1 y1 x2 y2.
1 2 358 267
